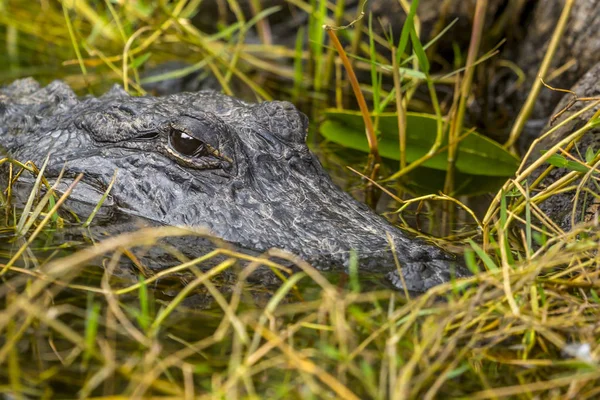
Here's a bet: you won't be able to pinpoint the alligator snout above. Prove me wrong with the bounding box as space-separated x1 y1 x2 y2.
297 185 467 291
381 227 467 292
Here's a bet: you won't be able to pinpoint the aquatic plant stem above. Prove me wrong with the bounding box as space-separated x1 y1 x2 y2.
392 47 407 170
445 0 487 195
325 27 380 162
484 106 600 227
1 173 83 276
504 0 575 151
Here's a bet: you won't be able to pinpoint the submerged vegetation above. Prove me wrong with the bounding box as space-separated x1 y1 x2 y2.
1 0 600 398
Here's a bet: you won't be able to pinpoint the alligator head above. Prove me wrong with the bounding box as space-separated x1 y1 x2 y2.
0 78 467 291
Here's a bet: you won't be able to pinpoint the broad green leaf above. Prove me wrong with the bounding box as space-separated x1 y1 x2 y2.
320 109 519 177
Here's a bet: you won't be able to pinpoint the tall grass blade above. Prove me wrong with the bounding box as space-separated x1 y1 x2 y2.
16 155 50 236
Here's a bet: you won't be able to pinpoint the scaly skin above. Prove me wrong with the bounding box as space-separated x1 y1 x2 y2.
0 78 467 291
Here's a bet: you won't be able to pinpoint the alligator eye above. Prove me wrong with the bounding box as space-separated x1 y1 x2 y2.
169 130 207 157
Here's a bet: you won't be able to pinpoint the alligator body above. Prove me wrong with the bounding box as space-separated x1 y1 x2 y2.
0 79 466 291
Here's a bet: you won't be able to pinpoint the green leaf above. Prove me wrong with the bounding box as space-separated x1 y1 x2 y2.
348 249 360 293
320 109 519 177
446 362 470 380
397 0 419 61
545 153 590 173
47 195 59 223
500 191 515 266
369 14 381 111
84 301 101 363
467 239 499 272
130 52 151 70
585 146 594 164
590 289 600 304
464 249 479 274
138 275 150 331
193 363 213 374
410 26 429 74
532 228 548 247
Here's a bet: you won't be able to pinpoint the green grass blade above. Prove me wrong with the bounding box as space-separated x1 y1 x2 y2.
397 0 419 62
467 239 499 272
83 169 118 228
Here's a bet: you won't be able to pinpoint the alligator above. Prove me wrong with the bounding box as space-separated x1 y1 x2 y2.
0 78 467 292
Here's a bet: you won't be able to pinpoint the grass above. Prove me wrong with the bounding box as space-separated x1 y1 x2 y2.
2 0 600 398
1 169 600 398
